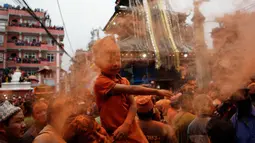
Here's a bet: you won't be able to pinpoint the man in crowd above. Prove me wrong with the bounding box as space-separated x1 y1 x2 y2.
231 88 255 143
172 94 195 143
181 77 197 94
187 94 214 143
248 82 255 105
0 100 26 143
206 118 235 143
22 100 48 143
33 97 73 143
167 98 180 126
155 99 171 123
136 96 177 143
63 114 112 143
23 101 34 130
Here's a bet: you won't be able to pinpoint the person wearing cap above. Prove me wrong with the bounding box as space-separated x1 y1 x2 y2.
0 101 26 143
136 96 177 143
93 36 172 142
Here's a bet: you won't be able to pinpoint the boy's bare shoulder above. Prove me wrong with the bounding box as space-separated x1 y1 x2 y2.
119 76 130 85
94 74 111 84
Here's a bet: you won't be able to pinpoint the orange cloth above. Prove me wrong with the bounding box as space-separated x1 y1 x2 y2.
94 74 148 143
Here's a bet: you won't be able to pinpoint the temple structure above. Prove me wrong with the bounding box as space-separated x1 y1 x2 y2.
104 0 194 88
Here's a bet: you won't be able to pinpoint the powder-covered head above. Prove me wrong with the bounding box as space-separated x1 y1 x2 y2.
136 96 154 113
92 36 121 76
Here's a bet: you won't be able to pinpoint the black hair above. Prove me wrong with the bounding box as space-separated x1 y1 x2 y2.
206 118 235 143
137 109 154 121
237 88 250 98
171 101 180 110
179 94 193 111
23 101 33 116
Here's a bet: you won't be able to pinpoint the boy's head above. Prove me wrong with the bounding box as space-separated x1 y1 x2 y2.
92 36 121 76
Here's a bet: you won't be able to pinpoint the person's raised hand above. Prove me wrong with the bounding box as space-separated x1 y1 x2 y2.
157 89 173 98
113 122 130 141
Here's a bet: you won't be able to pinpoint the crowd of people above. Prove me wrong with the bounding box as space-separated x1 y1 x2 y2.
1 36 255 143
14 40 42 47
7 57 41 64
7 56 50 64
0 4 45 13
9 22 64 31
0 68 30 83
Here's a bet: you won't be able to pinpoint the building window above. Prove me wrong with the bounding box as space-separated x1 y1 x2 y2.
46 38 52 45
0 21 6 32
26 70 36 76
24 36 37 43
0 35 3 46
0 53 3 63
23 20 37 25
27 20 36 24
47 53 54 62
11 36 17 41
46 72 54 78
24 53 36 59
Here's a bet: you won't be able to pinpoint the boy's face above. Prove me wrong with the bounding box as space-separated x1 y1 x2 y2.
97 47 121 76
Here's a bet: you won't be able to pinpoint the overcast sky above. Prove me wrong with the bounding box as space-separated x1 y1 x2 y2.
0 0 251 71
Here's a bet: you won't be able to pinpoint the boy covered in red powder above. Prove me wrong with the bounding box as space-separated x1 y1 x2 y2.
93 36 172 142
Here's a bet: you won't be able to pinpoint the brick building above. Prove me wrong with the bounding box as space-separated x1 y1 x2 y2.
0 4 64 91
